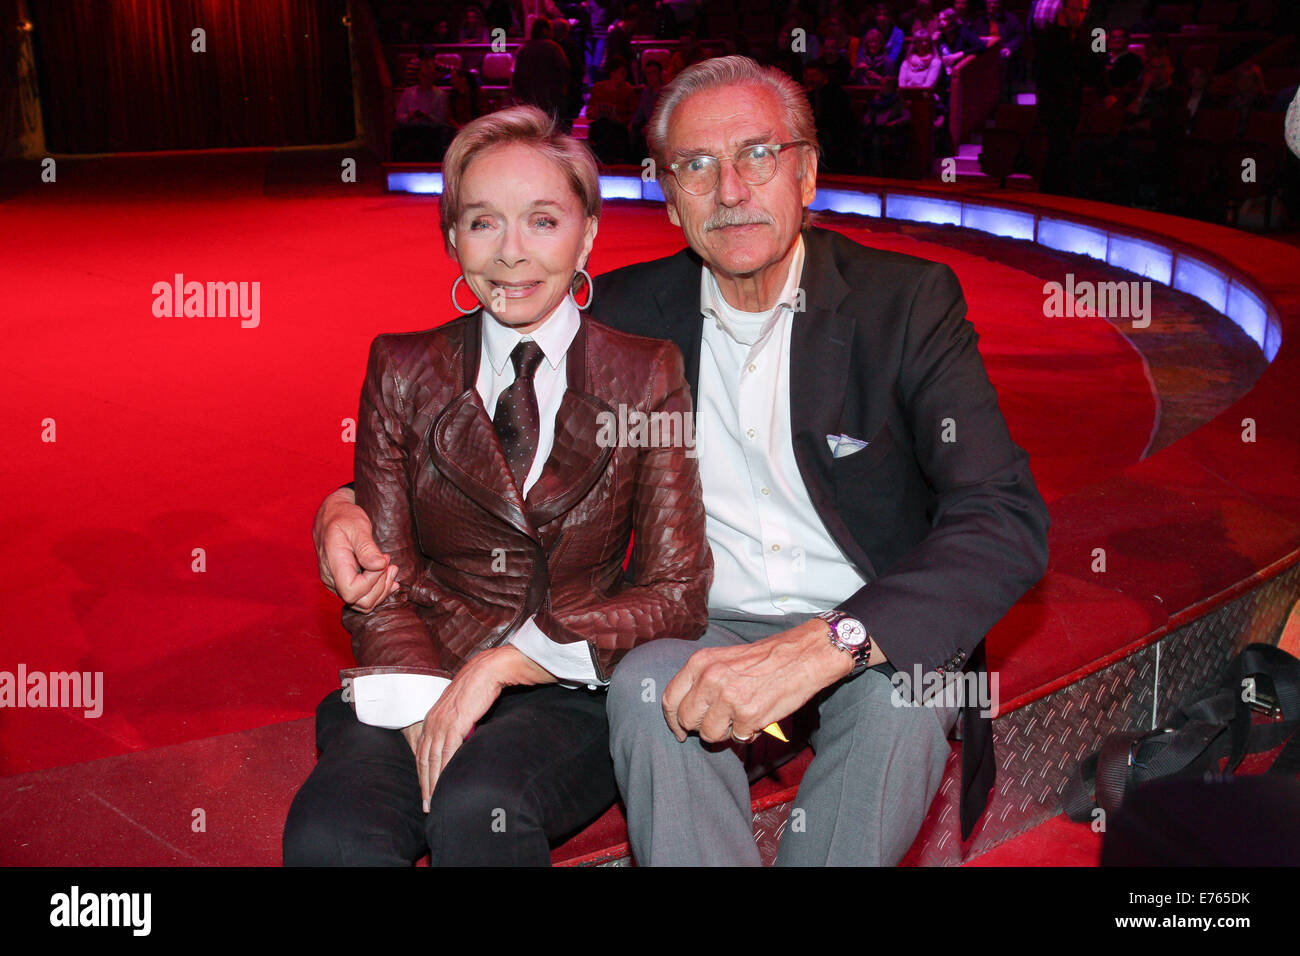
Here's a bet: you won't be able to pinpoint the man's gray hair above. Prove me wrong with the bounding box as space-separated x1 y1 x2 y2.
646 56 820 227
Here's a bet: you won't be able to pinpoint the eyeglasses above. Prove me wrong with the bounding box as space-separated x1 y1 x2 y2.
666 141 808 196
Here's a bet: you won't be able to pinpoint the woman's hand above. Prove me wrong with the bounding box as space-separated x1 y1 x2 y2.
402 645 557 812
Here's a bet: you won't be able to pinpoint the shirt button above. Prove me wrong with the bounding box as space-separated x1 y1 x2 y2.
760 487 771 495
747 363 757 373
770 543 781 552
746 427 756 439
715 319 724 331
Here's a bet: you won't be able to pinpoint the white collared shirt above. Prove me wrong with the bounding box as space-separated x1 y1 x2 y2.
477 295 604 684
695 235 869 616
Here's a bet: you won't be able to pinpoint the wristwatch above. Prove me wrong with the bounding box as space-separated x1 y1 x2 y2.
817 610 872 675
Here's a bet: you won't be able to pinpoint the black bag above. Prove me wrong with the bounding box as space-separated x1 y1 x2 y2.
1061 643 1300 824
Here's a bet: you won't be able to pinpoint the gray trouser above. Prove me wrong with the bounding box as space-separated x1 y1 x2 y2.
607 616 960 866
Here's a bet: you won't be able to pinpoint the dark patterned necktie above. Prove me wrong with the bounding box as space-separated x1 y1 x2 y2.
493 339 546 490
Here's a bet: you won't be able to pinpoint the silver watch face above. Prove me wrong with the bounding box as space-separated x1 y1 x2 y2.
836 618 868 647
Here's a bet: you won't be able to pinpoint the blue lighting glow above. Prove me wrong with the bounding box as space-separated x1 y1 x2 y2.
1173 255 1229 314
1226 280 1270 353
1038 217 1108 261
642 178 666 202
1107 234 1173 284
810 189 882 217
962 204 1036 240
387 170 443 194
600 176 643 200
885 194 961 225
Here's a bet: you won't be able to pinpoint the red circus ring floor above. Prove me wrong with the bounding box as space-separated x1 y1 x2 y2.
1 152 1297 866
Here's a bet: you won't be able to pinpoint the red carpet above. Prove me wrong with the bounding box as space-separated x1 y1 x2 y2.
2 177 1158 776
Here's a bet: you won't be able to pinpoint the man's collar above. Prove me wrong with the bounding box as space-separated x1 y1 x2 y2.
700 234 806 344
481 293 580 374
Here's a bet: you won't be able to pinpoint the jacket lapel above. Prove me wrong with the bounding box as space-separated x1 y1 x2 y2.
789 228 878 579
426 310 538 543
527 317 615 526
652 249 706 396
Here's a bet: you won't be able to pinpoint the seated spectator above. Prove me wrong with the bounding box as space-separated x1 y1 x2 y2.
1102 27 1143 106
393 52 450 162
460 4 491 43
976 0 1025 60
862 3 906 68
631 57 667 149
604 6 638 81
667 28 707 80
587 54 639 162
813 13 855 87
554 16 586 126
1225 64 1270 115
447 69 485 132
804 60 857 172
512 18 571 122
936 6 986 76
1126 41 1182 136
852 28 897 90
776 6 821 78
899 26 942 90
432 20 454 44
861 75 912 176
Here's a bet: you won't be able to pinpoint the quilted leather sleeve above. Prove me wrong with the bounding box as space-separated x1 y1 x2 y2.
535 341 713 679
342 335 449 677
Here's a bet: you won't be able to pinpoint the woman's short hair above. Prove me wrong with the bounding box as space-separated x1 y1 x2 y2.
645 56 819 225
439 105 601 255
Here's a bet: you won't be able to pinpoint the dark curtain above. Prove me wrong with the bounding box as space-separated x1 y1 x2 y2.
29 0 355 152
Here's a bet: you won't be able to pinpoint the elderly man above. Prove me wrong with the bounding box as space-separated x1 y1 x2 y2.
314 56 1049 866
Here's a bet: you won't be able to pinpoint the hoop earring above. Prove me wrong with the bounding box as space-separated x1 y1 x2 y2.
451 275 479 315
571 268 594 311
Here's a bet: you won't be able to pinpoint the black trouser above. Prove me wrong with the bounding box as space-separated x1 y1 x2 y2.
282 684 617 866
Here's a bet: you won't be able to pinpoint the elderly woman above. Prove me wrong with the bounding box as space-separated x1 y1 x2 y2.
283 106 712 866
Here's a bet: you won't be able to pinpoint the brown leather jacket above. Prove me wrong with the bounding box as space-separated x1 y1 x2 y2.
342 311 712 682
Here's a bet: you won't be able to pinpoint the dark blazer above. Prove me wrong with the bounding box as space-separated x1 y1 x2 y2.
593 225 1051 838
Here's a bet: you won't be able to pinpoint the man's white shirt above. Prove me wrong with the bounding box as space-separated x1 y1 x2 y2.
695 234 868 616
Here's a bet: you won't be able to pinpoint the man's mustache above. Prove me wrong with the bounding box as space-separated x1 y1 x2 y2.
704 212 774 231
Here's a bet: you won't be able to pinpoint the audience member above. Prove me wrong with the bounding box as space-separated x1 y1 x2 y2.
861 74 912 176
447 68 485 132
587 0 622 82
812 13 854 87
587 53 639 161
554 17 587 125
936 6 986 76
460 4 491 42
852 27 897 89
899 26 942 90
512 18 571 121
976 0 1024 56
630 57 667 156
604 6 638 81
865 3 906 67
667 28 707 79
393 52 450 162
1102 26 1143 106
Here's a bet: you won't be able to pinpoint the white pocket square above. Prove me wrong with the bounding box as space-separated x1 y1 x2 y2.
827 433 870 458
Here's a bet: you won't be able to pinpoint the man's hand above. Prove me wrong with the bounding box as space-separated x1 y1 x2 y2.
402 645 557 812
661 618 885 744
314 486 399 611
